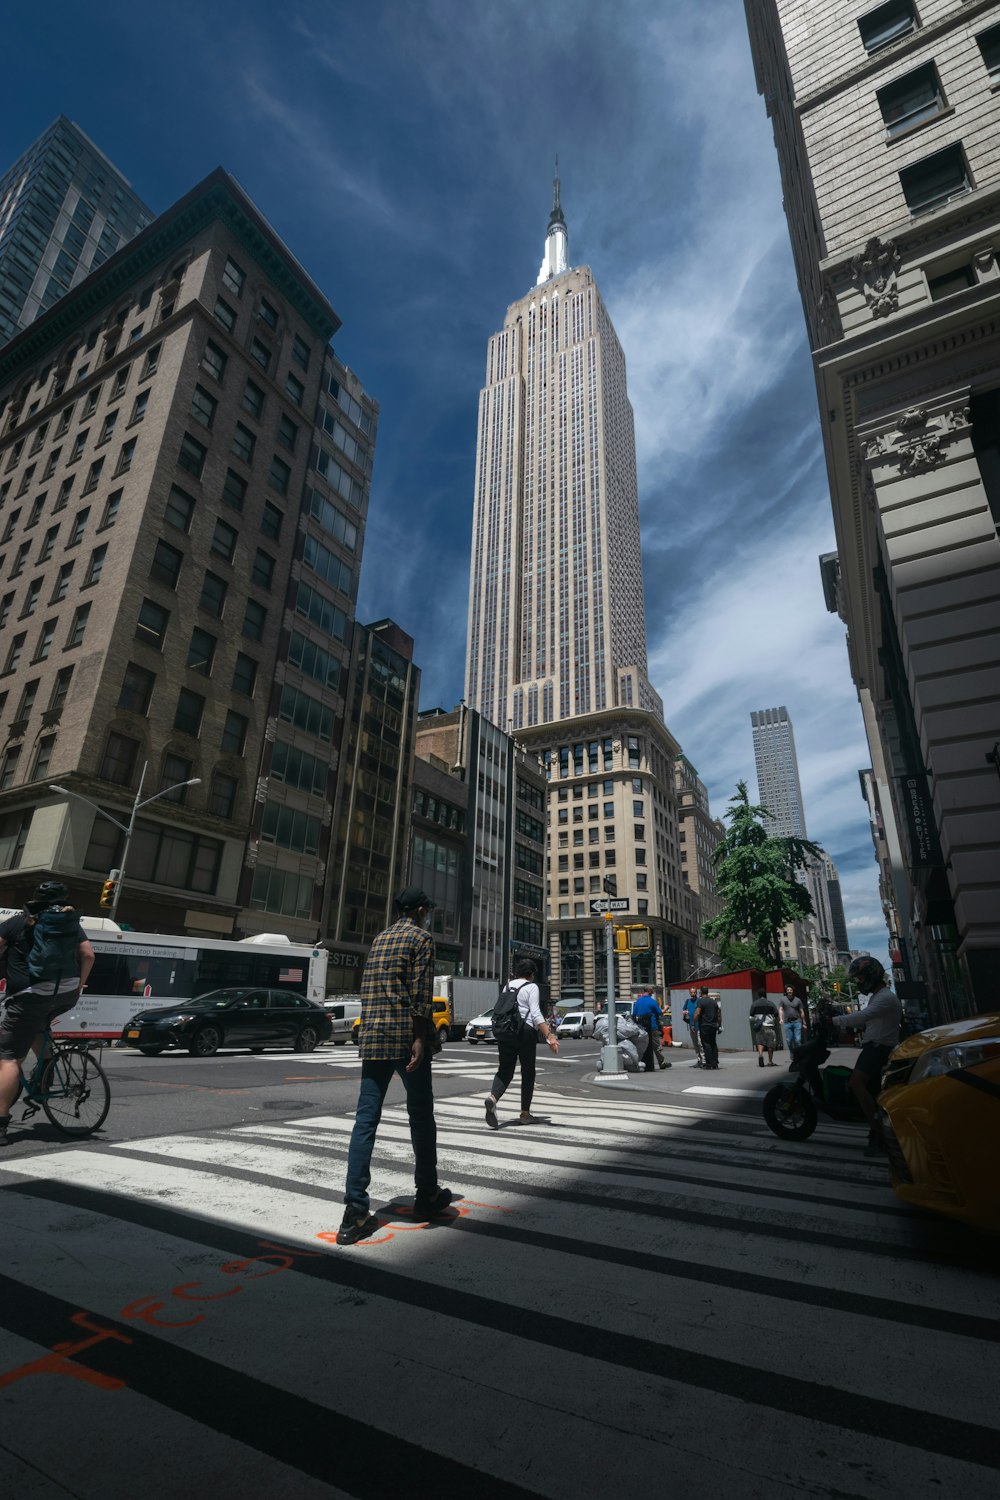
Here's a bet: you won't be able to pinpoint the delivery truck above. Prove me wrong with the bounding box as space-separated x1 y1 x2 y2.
433 974 501 1040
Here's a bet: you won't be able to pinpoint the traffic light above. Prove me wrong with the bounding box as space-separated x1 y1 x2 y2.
615 924 652 953
833 983 841 992
99 876 117 909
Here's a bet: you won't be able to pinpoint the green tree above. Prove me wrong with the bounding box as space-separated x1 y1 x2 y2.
702 781 824 967
717 936 769 972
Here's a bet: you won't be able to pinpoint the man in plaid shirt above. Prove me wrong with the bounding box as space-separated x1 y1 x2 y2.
337 886 453 1245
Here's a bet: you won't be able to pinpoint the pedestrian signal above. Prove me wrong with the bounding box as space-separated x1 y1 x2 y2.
99 877 117 909
614 924 652 953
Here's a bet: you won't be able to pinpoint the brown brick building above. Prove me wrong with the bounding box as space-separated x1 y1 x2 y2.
0 169 376 940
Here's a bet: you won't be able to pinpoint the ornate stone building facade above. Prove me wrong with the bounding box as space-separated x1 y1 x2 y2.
746 0 1000 1015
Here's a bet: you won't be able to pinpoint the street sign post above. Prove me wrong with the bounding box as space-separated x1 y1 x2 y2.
590 897 630 915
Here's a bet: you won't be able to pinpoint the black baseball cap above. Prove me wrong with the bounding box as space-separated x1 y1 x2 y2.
395 885 436 912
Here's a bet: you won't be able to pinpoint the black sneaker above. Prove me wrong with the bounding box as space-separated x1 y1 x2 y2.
484 1097 499 1130
413 1185 454 1220
335 1209 379 1246
0 1115 9 1147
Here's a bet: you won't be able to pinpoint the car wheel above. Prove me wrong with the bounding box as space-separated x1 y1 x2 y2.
138 1045 165 1057
468 1039 478 1045
294 1026 319 1053
189 1026 222 1058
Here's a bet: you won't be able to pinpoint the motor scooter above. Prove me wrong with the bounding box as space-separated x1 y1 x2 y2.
762 1006 866 1141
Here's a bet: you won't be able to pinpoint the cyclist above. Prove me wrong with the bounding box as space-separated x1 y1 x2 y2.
0 880 94 1146
830 953 901 1156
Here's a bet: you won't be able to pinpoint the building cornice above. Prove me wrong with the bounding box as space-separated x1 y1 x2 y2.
0 170 339 389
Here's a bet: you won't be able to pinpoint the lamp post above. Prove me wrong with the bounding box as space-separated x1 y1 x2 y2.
49 761 201 920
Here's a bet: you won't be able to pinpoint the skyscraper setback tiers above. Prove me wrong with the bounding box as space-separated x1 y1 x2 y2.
465 175 700 999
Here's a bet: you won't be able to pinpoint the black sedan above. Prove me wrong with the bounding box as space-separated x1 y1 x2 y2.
119 988 333 1058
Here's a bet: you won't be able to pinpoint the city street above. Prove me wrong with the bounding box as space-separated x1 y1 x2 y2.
1 1039 997 1500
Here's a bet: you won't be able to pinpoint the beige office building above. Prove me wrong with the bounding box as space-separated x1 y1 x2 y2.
745 0 1000 1014
465 176 697 999
0 169 374 942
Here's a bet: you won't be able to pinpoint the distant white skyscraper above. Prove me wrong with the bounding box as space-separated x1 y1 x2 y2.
751 706 806 837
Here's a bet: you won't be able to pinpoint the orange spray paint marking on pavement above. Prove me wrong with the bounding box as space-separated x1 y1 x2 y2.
0 1310 132 1391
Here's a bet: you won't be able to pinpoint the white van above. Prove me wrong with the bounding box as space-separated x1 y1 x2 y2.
557 1011 596 1039
323 998 361 1044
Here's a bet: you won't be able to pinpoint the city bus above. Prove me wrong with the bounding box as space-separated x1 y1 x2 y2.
34 924 330 1041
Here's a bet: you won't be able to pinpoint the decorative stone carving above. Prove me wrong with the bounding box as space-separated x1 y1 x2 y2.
816 287 841 344
861 401 971 479
851 236 901 319
972 246 995 275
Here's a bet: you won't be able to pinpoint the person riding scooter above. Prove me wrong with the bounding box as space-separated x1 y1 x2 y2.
830 954 901 1157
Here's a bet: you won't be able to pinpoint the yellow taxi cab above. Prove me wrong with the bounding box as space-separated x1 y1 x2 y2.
351 997 451 1046
878 1012 1000 1233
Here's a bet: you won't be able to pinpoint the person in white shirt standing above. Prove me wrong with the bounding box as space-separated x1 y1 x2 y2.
484 959 558 1128
831 954 902 1156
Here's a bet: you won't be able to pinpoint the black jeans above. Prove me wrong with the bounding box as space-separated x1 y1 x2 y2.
637 1014 657 1071
491 1030 538 1112
700 1024 719 1069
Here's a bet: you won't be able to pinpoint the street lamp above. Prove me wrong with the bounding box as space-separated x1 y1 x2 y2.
49 761 201 920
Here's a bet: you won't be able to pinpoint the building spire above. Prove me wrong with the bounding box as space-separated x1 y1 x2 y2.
537 156 569 286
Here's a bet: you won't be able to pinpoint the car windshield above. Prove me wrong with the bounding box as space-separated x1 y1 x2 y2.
190 989 260 1010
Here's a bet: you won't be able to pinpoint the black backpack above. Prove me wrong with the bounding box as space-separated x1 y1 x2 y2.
492 983 525 1040
27 907 80 985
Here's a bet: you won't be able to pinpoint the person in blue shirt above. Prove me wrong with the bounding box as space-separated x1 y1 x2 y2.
632 991 668 1071
681 989 705 1066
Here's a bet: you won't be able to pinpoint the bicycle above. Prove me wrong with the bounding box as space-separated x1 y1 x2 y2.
16 1027 111 1137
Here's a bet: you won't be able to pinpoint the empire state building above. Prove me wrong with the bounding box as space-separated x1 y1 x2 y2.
464 174 697 1003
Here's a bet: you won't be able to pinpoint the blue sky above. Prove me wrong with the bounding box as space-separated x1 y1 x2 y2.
5 0 888 960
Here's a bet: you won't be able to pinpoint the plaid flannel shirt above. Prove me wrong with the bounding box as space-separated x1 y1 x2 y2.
357 916 435 1061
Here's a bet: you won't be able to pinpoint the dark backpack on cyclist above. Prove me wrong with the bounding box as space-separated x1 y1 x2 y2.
27 907 80 986
492 983 525 1040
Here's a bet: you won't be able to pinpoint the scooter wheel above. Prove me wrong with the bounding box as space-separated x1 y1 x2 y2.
763 1083 818 1141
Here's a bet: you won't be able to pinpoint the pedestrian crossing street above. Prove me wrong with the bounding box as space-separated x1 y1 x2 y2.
1 1085 998 1499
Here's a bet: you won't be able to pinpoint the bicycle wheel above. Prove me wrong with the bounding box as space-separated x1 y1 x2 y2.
40 1047 111 1137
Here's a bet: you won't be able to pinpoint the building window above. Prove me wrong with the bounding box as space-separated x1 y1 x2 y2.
285 373 304 405
277 414 298 451
251 549 274 588
978 22 1000 78
292 335 310 371
190 385 217 429
100 731 139 785
187 626 217 675
67 508 90 547
258 297 279 330
231 423 255 464
213 297 236 332
858 1 916 54
201 341 227 384
83 545 107 587
20 579 41 617
222 469 247 511
159 753 192 803
128 390 149 427
136 597 168 649
0 747 21 790
54 477 73 512
268 455 290 494
98 411 117 445
149 539 182 589
242 599 267 641
199 571 227 616
242 379 265 420
10 541 31 577
69 431 88 463
899 144 971 214
178 433 207 477
99 489 123 529
260 500 283 540
174 688 205 736
115 438 136 476
49 666 73 715
209 771 237 818
222 258 245 297
232 652 257 696
165 485 195 532
249 337 271 372
67 603 91 648
877 63 944 138
51 562 74 602
209 518 237 563
118 662 155 714
142 344 161 378
221 710 247 754
82 458 104 495
111 366 130 399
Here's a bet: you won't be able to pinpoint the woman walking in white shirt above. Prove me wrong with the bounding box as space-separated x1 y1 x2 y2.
485 959 558 1128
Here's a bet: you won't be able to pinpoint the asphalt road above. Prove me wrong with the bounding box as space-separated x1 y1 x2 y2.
2 1038 997 1500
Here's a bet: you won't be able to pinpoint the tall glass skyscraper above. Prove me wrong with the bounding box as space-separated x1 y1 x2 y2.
465 176 696 1001
0 117 152 348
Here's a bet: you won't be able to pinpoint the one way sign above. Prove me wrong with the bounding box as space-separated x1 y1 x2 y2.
590 897 630 914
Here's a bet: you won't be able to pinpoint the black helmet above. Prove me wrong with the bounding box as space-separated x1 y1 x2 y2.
847 954 886 994
33 879 69 906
